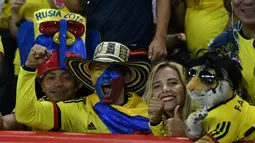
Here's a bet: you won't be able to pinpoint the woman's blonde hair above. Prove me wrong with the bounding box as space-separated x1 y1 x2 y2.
143 61 191 120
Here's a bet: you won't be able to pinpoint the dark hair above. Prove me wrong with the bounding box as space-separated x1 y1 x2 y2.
184 52 243 91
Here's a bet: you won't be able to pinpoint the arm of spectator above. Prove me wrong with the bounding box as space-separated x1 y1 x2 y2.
15 67 56 130
148 0 171 61
148 97 166 136
9 11 19 39
0 113 26 130
15 44 55 130
9 0 25 39
64 0 84 13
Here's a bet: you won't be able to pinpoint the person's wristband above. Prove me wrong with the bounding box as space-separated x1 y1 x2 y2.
22 65 36 72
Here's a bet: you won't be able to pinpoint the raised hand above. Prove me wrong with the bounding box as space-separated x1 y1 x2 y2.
164 105 186 137
11 0 26 13
148 96 164 124
148 37 167 61
25 44 52 69
185 107 208 139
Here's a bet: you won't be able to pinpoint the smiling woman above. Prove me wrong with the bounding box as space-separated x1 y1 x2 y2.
209 0 255 104
143 61 191 137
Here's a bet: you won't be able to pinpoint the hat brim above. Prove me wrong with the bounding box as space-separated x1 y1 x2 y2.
64 57 151 95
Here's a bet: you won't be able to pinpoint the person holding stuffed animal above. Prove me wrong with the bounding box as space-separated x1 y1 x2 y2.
184 52 255 143
143 61 191 137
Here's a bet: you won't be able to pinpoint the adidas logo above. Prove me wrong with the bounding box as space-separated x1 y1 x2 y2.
87 122 97 130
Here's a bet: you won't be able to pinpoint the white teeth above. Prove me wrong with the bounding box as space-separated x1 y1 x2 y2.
244 9 255 12
162 96 174 101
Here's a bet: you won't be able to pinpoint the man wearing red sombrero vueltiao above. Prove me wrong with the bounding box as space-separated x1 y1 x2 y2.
0 9 87 130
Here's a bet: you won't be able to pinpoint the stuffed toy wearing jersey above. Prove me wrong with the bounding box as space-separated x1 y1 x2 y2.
184 52 255 143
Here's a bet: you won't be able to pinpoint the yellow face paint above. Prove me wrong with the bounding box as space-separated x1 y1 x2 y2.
90 63 109 86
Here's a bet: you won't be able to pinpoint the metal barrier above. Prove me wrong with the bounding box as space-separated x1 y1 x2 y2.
0 131 254 143
0 131 191 143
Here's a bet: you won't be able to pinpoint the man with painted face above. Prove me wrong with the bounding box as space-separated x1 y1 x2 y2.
15 41 151 134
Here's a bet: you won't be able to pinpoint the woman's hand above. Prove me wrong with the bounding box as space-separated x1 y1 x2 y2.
164 105 187 137
148 97 164 124
11 0 26 13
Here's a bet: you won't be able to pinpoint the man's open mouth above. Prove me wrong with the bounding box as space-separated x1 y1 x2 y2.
101 83 112 103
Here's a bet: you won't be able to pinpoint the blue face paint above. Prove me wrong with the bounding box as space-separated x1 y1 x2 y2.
95 65 125 103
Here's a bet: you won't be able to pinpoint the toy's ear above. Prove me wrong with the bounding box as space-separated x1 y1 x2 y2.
86 29 101 60
17 21 35 65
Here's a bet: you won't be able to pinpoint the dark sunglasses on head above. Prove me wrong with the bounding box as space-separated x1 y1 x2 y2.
188 68 216 85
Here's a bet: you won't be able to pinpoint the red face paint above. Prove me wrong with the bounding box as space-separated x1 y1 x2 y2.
101 76 125 104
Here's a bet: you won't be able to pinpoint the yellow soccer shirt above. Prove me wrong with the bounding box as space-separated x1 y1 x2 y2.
15 67 149 133
185 0 229 57
238 33 255 104
202 95 255 143
0 0 11 29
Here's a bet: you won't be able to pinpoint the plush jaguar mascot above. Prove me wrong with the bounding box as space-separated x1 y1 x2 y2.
184 52 255 143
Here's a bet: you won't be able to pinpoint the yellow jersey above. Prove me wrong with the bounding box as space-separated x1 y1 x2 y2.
201 95 255 143
185 0 229 57
15 68 150 134
0 0 11 28
238 33 255 104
